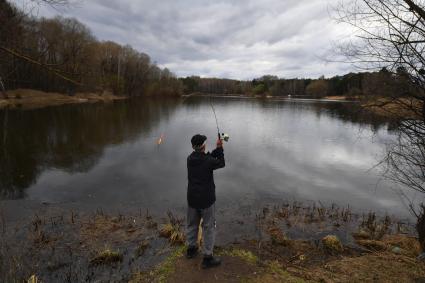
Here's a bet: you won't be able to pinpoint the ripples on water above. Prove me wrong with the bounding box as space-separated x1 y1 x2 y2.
0 97 414 219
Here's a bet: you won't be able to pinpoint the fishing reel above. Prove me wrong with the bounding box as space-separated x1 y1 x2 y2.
219 133 230 142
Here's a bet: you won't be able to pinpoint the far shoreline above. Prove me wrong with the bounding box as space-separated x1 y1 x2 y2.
183 92 357 102
1 89 409 121
0 89 127 110
0 89 359 111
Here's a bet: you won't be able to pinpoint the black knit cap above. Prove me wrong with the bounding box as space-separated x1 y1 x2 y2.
191 134 207 148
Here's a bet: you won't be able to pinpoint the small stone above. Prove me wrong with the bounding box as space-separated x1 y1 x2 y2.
352 229 371 240
357 240 387 251
322 235 344 253
392 246 401 254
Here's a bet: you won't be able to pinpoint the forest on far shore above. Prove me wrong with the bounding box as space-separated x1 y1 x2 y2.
0 0 183 97
180 69 421 99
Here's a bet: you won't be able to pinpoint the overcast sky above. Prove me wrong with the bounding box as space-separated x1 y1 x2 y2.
12 0 356 79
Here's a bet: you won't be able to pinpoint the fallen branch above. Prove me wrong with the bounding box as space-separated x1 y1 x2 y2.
0 46 82 86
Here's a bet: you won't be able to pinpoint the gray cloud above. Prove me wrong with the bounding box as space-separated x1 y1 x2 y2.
11 0 355 79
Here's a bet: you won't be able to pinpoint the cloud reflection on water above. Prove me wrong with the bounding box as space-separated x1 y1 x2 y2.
0 98 412 219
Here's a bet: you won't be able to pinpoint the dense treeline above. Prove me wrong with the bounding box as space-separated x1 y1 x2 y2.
180 68 420 99
0 0 182 96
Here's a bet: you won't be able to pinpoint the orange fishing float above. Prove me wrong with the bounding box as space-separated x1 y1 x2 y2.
157 134 164 145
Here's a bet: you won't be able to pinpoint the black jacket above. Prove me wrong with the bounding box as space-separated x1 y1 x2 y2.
187 147 225 209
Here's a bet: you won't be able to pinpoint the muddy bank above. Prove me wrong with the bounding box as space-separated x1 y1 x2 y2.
185 93 357 102
0 201 421 282
0 89 126 110
323 95 361 101
361 97 422 119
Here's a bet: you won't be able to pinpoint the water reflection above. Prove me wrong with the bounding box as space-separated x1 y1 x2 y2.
0 97 410 218
0 98 179 199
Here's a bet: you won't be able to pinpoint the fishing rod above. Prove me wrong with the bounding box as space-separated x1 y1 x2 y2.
157 94 229 146
209 95 229 142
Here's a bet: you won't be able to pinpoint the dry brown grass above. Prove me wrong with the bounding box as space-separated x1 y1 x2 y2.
140 232 425 283
0 89 125 110
383 234 421 254
89 248 123 266
80 214 145 252
27 274 40 283
302 252 425 283
159 223 185 245
356 239 388 251
362 97 422 119
354 234 420 256
158 212 185 245
322 235 344 253
5 208 421 283
267 225 290 246
323 96 355 101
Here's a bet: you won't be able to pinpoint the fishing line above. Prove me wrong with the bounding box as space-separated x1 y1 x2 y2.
209 95 220 137
209 96 229 142
172 94 229 144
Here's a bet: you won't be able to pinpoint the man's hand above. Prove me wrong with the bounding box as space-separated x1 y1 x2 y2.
216 138 223 148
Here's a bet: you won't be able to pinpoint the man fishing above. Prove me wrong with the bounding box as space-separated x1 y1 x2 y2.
186 134 225 269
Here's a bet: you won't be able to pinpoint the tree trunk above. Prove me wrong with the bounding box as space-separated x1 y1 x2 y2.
0 77 7 99
417 205 425 252
403 0 425 20
423 99 425 123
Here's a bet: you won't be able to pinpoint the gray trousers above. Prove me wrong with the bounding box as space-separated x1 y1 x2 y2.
186 204 216 256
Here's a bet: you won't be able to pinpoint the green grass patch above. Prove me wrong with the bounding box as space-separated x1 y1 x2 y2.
242 260 309 283
218 248 258 265
130 245 185 283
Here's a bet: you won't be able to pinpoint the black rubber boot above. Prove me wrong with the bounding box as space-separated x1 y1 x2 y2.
186 246 198 259
201 255 221 269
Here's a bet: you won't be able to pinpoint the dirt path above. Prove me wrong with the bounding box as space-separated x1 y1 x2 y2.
131 246 308 283
132 242 425 283
167 255 258 283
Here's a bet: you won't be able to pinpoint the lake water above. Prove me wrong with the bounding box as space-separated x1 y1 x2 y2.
0 97 415 220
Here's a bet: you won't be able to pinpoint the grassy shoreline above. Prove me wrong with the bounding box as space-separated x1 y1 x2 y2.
1 202 422 282
0 90 374 113
1 90 419 117
361 97 422 119
0 89 126 110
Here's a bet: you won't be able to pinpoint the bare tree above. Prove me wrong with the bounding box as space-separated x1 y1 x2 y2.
334 0 425 252
0 0 77 91
0 1 182 97
334 0 425 116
